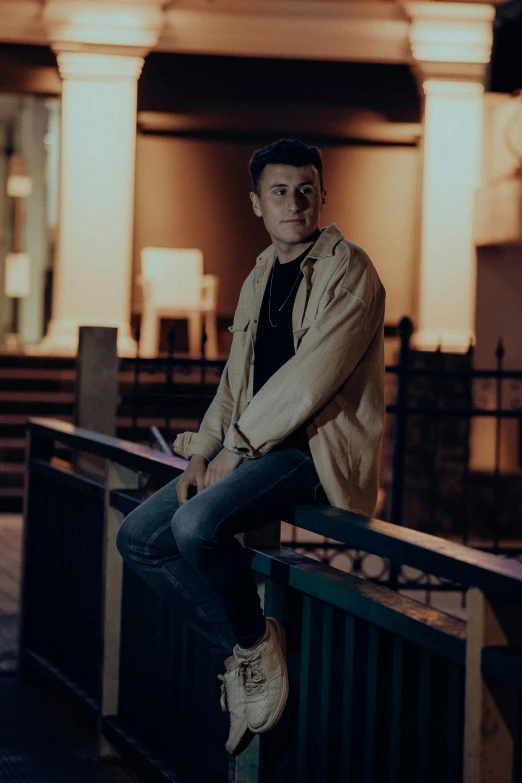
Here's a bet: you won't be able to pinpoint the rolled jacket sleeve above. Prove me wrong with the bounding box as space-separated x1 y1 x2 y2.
172 274 253 462
173 359 235 461
223 262 385 458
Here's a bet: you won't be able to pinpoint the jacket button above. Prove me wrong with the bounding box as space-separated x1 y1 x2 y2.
254 319 257 323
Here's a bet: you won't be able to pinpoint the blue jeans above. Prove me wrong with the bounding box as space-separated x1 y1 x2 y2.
116 446 328 659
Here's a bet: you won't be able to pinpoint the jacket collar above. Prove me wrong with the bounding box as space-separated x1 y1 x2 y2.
255 223 344 268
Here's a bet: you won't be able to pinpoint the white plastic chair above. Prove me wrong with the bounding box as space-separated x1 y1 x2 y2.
138 248 219 358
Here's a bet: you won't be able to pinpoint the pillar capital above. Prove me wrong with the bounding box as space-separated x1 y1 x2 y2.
402 1 495 84
56 51 144 81
43 0 166 59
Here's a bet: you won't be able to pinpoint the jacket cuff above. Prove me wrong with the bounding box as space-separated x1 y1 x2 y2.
172 431 223 461
223 423 264 458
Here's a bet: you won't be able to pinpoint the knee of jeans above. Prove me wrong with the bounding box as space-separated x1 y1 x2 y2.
116 510 147 563
172 504 215 562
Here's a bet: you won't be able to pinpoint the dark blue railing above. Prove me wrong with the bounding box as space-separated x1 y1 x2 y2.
20 417 522 783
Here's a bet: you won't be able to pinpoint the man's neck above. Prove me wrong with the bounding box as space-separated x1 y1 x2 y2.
273 228 321 264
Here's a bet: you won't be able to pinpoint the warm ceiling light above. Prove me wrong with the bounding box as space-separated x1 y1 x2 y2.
7 154 32 198
4 253 31 298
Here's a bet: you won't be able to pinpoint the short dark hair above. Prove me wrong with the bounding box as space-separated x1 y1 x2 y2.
249 138 323 195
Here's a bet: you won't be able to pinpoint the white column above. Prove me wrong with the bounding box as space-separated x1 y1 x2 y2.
33 0 165 357
404 2 495 352
416 79 485 351
38 53 143 356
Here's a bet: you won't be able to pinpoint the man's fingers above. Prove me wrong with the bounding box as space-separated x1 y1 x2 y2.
177 480 188 505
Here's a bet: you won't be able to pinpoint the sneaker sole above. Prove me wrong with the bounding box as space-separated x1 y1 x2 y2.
250 617 289 734
228 724 256 756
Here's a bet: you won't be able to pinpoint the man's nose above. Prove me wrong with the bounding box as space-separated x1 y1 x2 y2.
287 191 305 211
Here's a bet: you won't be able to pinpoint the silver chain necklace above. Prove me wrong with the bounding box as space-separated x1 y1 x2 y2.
268 259 303 328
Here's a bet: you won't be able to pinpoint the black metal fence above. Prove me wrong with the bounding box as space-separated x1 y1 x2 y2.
385 318 522 550
20 418 522 783
119 326 225 445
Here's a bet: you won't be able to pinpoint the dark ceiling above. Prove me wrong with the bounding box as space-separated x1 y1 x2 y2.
138 53 421 124
1 11 520 129
488 0 522 93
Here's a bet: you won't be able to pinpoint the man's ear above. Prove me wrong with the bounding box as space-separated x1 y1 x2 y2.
320 188 327 212
250 191 263 218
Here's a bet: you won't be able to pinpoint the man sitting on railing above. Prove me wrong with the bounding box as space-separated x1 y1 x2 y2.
116 138 386 756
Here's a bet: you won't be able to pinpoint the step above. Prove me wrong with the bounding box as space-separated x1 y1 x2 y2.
0 487 23 496
0 370 219 393
0 438 26 448
0 391 75 403
0 464 24 489
0 354 75 368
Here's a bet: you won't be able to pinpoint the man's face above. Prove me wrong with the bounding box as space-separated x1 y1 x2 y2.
250 164 326 247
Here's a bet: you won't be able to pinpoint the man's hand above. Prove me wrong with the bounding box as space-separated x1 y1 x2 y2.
204 448 243 489
176 454 208 505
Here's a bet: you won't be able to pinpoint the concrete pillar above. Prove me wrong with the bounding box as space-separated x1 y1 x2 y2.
35 0 165 357
74 326 118 437
404 2 495 352
38 52 143 356
74 325 118 475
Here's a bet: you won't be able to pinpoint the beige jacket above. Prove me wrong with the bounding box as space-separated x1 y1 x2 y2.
173 224 386 516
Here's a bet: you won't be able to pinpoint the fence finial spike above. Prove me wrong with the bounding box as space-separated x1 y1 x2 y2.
167 326 176 357
399 316 413 337
496 338 505 361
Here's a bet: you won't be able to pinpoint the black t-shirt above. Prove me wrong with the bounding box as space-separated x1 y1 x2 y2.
253 244 313 454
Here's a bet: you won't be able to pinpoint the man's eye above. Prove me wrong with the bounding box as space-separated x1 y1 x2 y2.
300 187 312 194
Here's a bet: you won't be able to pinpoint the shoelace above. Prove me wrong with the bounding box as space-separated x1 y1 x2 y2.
217 667 241 713
217 674 227 712
239 655 266 695
218 653 267 713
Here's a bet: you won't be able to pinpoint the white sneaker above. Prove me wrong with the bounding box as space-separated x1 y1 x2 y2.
218 655 254 755
233 617 289 734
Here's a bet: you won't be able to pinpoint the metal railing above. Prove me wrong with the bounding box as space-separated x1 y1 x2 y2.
20 417 522 782
119 326 225 443
119 320 522 590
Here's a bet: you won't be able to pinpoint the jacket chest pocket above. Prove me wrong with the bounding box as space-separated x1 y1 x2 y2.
292 316 313 350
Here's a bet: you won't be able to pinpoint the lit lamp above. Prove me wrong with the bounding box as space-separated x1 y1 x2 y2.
6 154 33 198
5 252 31 298
4 153 32 352
4 252 30 351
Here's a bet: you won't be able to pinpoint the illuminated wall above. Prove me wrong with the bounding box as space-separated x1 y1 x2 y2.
133 134 420 323
472 93 522 472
